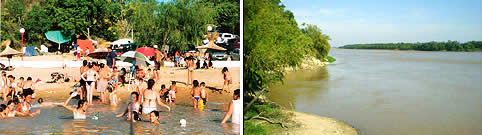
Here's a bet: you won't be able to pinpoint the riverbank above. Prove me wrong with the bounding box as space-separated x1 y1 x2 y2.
288 111 358 135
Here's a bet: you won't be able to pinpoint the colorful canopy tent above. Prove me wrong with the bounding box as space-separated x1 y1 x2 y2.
45 31 71 51
23 46 42 57
77 39 94 54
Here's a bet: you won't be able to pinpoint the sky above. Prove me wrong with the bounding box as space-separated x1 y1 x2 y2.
280 0 482 47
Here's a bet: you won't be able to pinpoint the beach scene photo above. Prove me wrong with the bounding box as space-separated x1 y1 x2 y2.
0 0 240 134
244 0 481 135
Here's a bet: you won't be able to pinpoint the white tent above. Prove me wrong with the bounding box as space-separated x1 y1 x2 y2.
108 39 133 46
40 45 49 53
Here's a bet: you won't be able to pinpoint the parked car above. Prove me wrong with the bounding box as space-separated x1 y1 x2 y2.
231 48 240 60
217 33 236 44
227 38 240 48
209 50 228 60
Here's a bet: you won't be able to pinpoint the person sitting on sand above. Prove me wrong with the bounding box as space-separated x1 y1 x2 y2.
108 87 119 106
116 92 141 121
142 79 170 115
221 89 241 124
135 66 145 79
4 100 31 117
80 63 99 105
33 98 63 108
221 67 233 92
200 82 208 106
146 68 154 80
17 77 24 91
112 67 120 86
150 111 160 126
190 80 201 109
15 91 41 116
7 75 18 99
23 77 36 98
62 92 88 120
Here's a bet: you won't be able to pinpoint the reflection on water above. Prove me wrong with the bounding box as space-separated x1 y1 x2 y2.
269 68 330 109
269 49 482 135
0 94 238 134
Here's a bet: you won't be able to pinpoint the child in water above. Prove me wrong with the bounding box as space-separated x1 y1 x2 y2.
108 87 119 106
33 98 63 108
150 111 160 126
200 82 208 107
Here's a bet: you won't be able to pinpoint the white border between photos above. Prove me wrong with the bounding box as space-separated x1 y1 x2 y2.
239 0 244 134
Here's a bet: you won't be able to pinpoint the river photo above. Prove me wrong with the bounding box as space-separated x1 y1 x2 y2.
269 49 482 135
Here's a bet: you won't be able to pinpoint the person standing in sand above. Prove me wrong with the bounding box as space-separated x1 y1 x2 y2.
141 79 170 115
190 80 201 109
106 48 116 68
186 56 195 85
23 77 36 98
80 63 99 105
222 67 233 92
98 63 110 103
1 71 7 102
153 45 162 80
79 60 88 100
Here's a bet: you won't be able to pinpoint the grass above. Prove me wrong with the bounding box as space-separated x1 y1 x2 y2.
326 56 336 63
244 104 295 134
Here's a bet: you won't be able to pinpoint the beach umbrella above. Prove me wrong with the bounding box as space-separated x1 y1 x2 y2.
45 31 71 52
0 41 23 66
135 47 155 56
196 42 227 51
119 51 153 66
87 48 109 59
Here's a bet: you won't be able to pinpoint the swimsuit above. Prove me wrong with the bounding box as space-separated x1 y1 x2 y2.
7 111 15 117
143 107 156 114
22 103 30 112
86 81 94 85
193 96 201 102
202 98 207 105
113 79 118 82
74 110 86 119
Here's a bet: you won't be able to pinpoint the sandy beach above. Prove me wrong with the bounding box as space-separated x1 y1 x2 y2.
288 111 359 135
3 55 240 108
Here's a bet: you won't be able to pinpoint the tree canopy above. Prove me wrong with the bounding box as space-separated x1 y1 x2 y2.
340 41 482 52
1 0 240 52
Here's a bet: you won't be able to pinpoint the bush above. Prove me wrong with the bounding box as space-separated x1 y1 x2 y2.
326 56 336 63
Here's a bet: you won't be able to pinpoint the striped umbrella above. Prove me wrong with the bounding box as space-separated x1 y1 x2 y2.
119 51 153 66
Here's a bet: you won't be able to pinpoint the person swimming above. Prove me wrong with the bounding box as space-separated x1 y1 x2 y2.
142 79 170 114
117 92 141 121
32 98 63 108
150 111 160 126
62 92 88 120
4 100 31 117
108 87 119 106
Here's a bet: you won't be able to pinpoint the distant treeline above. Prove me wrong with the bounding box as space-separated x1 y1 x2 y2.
340 41 482 51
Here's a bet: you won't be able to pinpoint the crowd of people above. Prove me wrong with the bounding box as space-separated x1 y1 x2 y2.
0 47 240 127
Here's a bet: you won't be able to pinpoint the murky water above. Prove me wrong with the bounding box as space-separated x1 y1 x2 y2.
0 89 238 134
269 49 482 135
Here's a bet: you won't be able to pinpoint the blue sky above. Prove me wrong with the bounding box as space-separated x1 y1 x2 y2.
280 0 482 47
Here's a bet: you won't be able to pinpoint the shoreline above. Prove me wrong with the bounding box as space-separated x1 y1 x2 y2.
333 48 482 52
288 111 359 135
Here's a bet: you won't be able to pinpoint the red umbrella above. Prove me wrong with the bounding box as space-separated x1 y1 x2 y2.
135 47 155 56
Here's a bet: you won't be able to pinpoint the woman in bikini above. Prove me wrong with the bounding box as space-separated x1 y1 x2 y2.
221 67 233 92
4 100 31 118
62 92 88 119
80 63 99 105
15 92 40 116
142 79 170 116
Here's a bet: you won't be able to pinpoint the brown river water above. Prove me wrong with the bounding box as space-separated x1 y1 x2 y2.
269 49 482 135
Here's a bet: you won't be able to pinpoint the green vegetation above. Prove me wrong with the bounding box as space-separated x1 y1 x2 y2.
340 41 482 51
1 0 239 52
244 0 331 133
326 56 336 63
